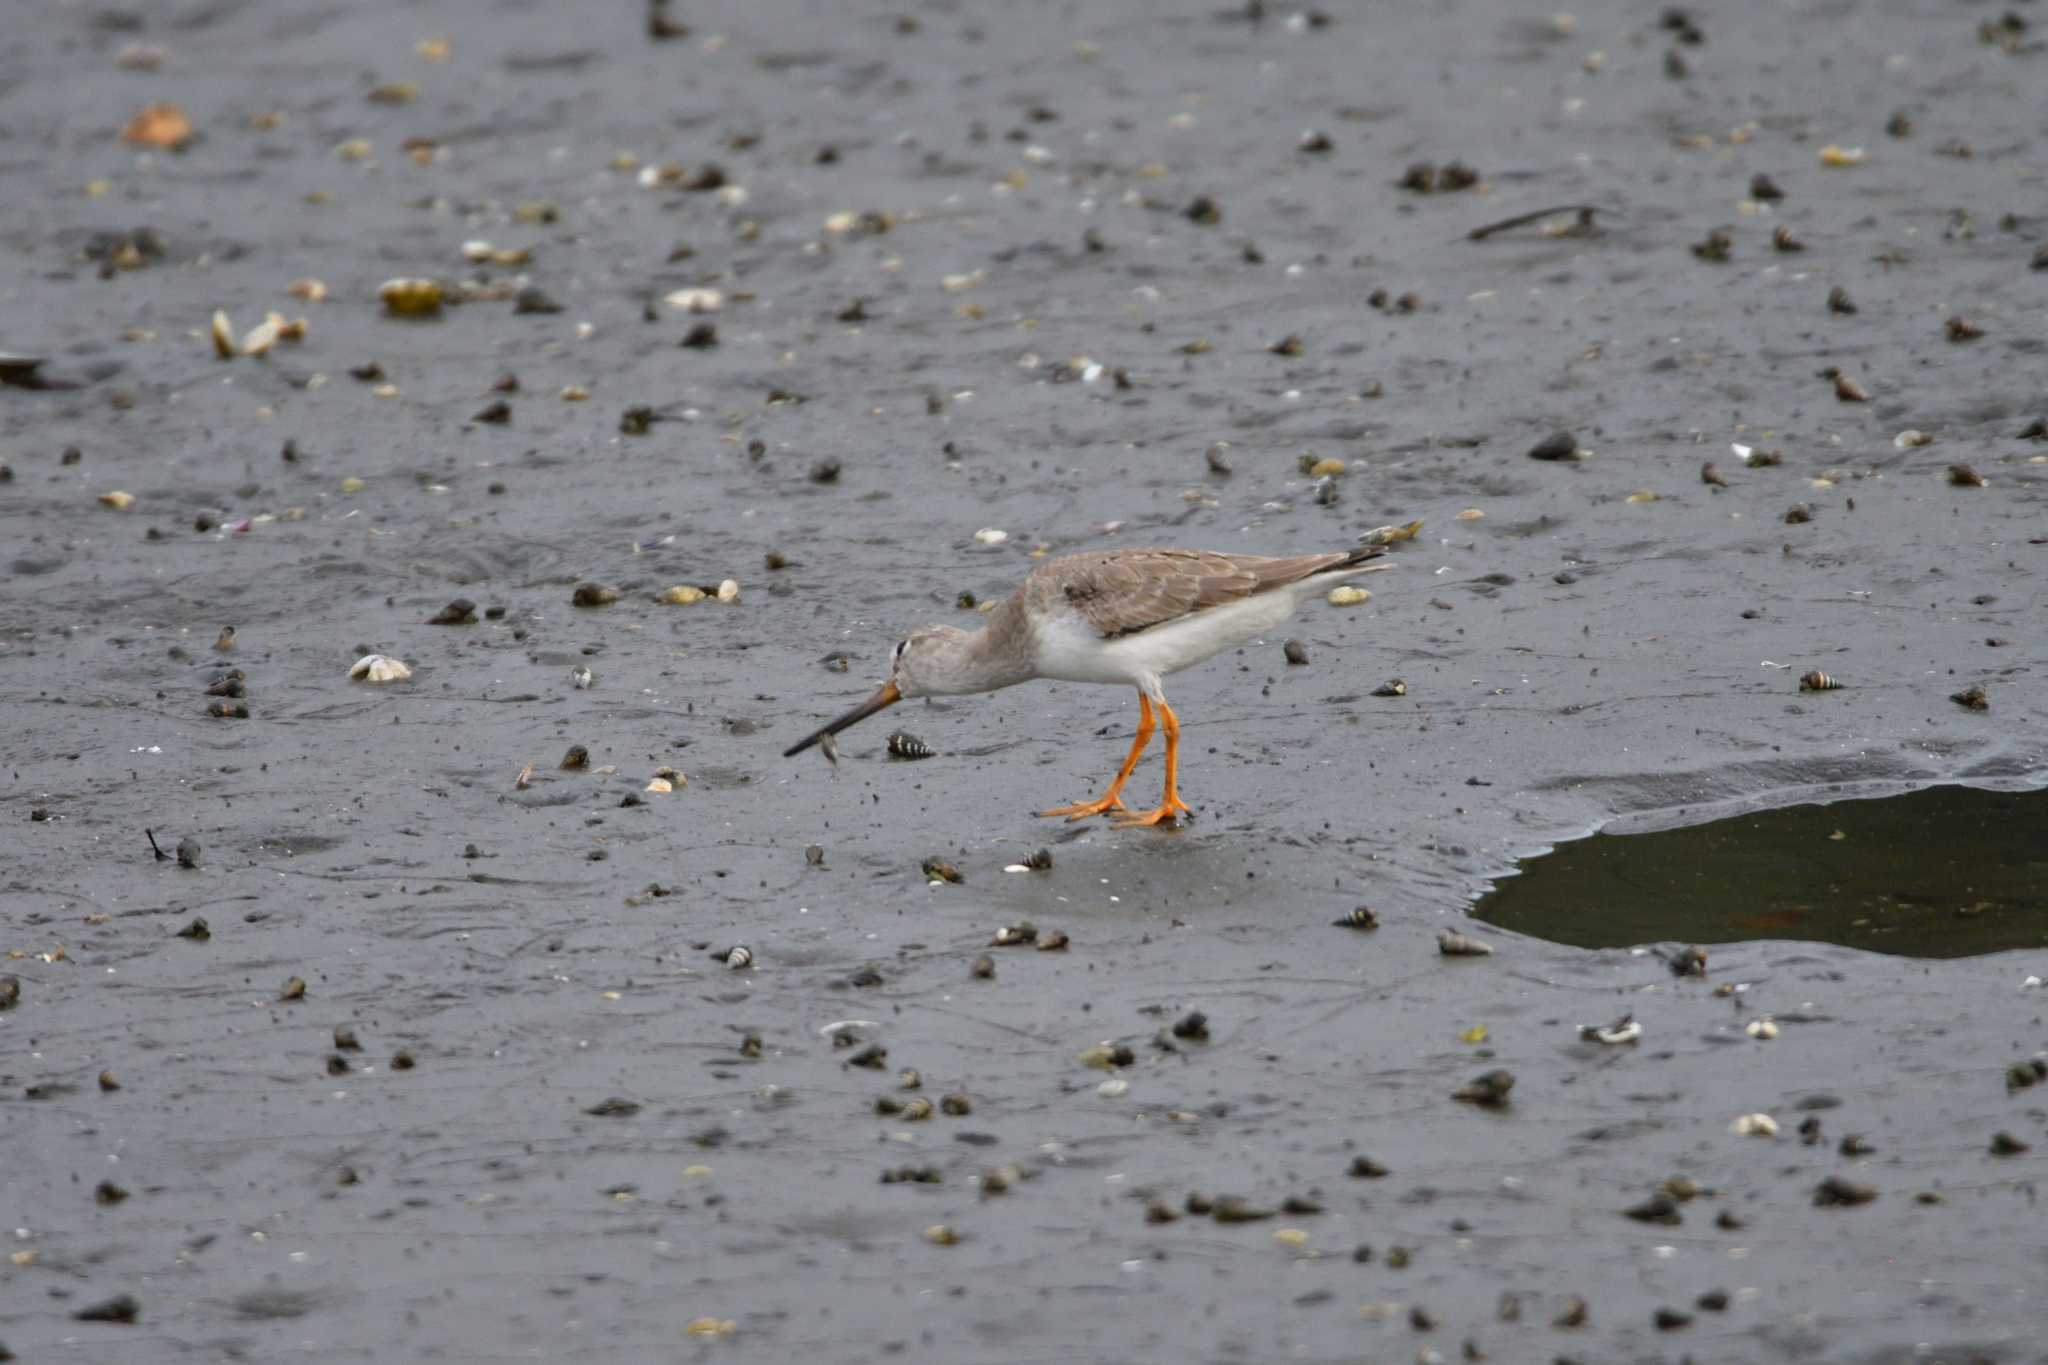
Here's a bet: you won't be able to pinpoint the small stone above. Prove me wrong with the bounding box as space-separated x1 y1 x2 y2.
1813 1176 1877 1207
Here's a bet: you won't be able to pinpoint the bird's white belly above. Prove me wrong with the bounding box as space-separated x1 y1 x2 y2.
1034 590 1303 687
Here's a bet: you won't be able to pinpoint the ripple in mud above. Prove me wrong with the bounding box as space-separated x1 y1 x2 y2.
1475 784 2048 958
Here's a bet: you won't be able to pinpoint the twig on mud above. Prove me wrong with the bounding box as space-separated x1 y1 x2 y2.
146 828 167 862
1467 205 1603 241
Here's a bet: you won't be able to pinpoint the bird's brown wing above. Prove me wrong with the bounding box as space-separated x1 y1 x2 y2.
1030 548 1362 639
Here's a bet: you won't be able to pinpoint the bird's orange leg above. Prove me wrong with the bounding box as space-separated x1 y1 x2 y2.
1114 698 1192 828
1039 693 1154 820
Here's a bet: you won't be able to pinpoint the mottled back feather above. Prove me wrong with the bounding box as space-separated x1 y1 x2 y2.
1022 546 1380 639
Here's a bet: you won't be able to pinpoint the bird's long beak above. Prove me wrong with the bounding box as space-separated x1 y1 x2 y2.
784 680 901 757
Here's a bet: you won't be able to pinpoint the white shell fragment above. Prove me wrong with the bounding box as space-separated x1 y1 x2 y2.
1893 429 1933 449
1745 1017 1779 1040
1438 928 1493 956
98 490 136 511
570 665 593 689
664 287 724 313
1817 144 1866 167
1730 1113 1780 1138
210 309 235 359
1327 585 1372 607
240 312 285 356
973 528 1008 545
660 584 706 605
1580 1016 1642 1045
1097 1078 1129 1098
724 945 753 970
348 654 412 684
716 579 740 603
645 777 673 794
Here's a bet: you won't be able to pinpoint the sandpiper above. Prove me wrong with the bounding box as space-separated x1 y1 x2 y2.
785 545 1394 826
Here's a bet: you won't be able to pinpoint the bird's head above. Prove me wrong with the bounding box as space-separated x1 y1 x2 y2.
782 625 972 758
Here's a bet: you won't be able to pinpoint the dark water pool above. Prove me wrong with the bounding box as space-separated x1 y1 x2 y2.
1475 784 2048 958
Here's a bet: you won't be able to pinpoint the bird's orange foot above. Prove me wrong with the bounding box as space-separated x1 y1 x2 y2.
1111 797 1192 829
1038 793 1130 821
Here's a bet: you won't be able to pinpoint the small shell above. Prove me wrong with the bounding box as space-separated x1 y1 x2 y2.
922 858 963 884
1453 1068 1515 1107
1359 519 1423 546
1526 430 1585 462
1455 507 1485 521
1037 929 1069 951
123 102 193 149
644 777 673 793
1581 1015 1642 1045
1097 1077 1129 1097
1669 944 1708 976
1951 684 1989 712
1701 461 1728 486
1799 670 1842 692
1830 370 1869 402
1624 489 1660 504
1326 585 1371 607
684 1318 737 1337
973 527 1008 544
1947 463 1987 488
716 579 740 603
210 309 235 359
1371 678 1407 697
349 654 412 684
1945 315 1984 342
287 278 328 301
98 490 135 511
923 1224 959 1246
1772 224 1805 252
240 312 285 356
664 287 724 313
1438 929 1494 957
886 732 935 761
992 920 1037 946
723 945 753 970
572 582 619 607
660 584 706 605
570 665 593 689
1730 1112 1779 1138
1745 1017 1779 1040
1306 456 1345 478
1333 905 1378 929
653 766 686 787
1893 429 1932 449
901 1097 933 1121
378 278 444 317
1817 144 1865 167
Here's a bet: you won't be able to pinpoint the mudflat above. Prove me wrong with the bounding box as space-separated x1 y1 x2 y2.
3 1 2044 1360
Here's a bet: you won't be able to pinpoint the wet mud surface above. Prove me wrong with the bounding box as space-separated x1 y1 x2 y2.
4 0 2047 1360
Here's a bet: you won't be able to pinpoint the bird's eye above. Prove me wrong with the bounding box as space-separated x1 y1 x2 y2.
892 639 906 663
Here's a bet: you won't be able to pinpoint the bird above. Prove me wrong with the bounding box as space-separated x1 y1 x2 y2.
784 544 1396 827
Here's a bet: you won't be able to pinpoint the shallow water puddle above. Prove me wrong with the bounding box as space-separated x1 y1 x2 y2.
1474 784 2048 958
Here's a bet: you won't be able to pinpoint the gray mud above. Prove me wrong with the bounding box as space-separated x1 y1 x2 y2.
4 0 2046 1361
